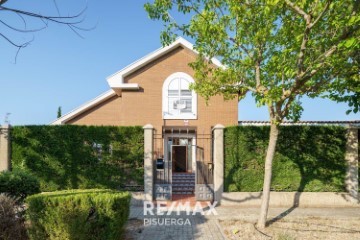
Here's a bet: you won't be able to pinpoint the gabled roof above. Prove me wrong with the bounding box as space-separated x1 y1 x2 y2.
52 37 222 125
106 37 224 90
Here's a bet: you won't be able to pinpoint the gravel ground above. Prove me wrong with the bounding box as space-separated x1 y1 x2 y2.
220 217 360 240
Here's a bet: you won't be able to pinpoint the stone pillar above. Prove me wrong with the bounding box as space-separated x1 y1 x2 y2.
143 124 154 201
0 125 11 172
213 124 225 204
345 126 359 203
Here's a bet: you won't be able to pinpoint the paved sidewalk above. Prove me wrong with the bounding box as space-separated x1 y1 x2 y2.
128 207 225 240
126 206 360 240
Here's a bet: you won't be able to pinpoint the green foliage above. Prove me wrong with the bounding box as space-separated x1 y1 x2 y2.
11 125 144 192
0 170 40 201
26 189 130 240
224 126 348 192
0 194 28 240
57 106 62 118
145 0 360 120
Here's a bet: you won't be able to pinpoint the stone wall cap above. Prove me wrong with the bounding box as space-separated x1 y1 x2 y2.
143 124 154 129
213 124 225 129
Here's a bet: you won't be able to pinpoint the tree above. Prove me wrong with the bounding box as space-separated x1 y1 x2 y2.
0 0 89 59
145 0 360 229
57 106 62 118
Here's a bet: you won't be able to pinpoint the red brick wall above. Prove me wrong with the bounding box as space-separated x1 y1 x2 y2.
67 47 238 133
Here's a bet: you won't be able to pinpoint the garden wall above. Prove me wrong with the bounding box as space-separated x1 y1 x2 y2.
10 125 144 192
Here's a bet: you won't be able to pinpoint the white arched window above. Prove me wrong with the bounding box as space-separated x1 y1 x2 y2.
162 72 197 119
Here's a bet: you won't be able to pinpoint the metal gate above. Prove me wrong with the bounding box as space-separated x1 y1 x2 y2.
195 133 214 201
154 133 172 200
153 130 214 201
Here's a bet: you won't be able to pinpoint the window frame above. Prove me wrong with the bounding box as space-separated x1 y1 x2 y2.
162 72 198 120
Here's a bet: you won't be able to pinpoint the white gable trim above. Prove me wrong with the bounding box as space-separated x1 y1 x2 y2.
106 37 224 89
51 90 116 125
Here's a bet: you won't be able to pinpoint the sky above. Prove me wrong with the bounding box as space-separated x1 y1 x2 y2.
0 0 358 126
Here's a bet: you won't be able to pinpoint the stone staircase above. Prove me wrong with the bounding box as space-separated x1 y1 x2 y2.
172 173 195 195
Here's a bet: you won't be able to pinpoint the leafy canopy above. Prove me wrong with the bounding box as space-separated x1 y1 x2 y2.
145 0 360 121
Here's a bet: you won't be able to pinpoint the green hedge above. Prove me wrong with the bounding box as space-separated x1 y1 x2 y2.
26 189 130 240
225 126 348 192
11 125 144 192
0 170 41 201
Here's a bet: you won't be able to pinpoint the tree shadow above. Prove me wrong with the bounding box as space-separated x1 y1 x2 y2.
268 126 347 226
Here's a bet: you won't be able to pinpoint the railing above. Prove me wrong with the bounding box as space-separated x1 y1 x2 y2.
196 133 214 185
196 161 214 184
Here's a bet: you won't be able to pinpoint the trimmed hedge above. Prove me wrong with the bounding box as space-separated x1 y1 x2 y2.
225 126 348 192
0 170 41 201
11 125 144 192
26 189 130 240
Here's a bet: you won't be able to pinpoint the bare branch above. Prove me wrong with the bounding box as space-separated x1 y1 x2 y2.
309 1 331 28
53 0 61 16
0 32 28 48
0 5 87 24
15 12 27 29
0 2 92 61
0 20 46 32
285 0 309 19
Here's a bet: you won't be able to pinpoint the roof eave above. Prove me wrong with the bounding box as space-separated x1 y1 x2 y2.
50 90 116 125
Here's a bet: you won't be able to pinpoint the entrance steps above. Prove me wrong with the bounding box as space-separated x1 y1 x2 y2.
172 173 195 195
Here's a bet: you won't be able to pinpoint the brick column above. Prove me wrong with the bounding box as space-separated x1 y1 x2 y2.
345 126 359 203
213 124 225 204
0 125 11 172
143 124 154 201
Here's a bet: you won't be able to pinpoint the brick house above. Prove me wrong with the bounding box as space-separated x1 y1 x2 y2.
52 38 238 201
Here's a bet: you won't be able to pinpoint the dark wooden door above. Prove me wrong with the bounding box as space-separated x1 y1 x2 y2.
172 145 187 172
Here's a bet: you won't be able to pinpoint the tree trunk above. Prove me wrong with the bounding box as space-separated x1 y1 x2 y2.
257 122 279 229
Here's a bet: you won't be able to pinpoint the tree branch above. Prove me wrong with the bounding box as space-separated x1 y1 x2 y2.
0 20 46 32
285 0 309 18
309 1 331 28
255 60 261 88
229 37 253 60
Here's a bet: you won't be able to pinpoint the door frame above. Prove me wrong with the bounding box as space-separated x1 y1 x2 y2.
164 134 196 173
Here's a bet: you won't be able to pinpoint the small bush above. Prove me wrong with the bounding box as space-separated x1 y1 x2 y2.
0 170 40 201
0 194 28 240
26 189 130 240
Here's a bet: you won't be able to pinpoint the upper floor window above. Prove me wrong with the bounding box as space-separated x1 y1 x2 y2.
162 72 197 119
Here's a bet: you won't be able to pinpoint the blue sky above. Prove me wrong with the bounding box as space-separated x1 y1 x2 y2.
0 0 358 125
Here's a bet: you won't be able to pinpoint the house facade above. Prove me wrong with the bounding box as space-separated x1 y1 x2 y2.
52 38 238 201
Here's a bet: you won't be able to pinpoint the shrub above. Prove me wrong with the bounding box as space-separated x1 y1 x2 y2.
0 194 28 240
12 125 144 192
26 189 130 240
0 170 40 201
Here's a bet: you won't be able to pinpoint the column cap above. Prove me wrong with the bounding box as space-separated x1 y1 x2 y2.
143 124 154 129
213 124 225 130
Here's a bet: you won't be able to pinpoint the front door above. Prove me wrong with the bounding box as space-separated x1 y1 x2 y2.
172 145 187 172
